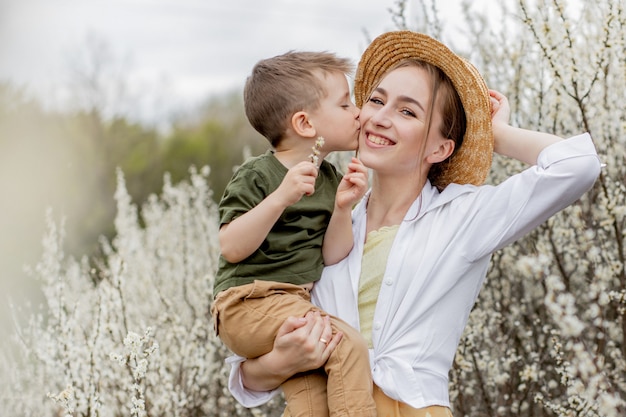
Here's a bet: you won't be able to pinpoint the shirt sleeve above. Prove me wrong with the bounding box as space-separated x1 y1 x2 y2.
462 132 601 260
226 355 282 407
219 166 267 226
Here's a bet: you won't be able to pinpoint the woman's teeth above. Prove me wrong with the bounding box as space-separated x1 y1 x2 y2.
368 134 393 145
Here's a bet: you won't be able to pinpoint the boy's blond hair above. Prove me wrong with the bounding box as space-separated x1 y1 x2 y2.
243 51 353 147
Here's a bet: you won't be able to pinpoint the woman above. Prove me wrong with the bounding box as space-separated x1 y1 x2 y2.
224 31 601 416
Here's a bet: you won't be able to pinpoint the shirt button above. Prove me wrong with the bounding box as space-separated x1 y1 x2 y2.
384 277 393 286
374 321 382 330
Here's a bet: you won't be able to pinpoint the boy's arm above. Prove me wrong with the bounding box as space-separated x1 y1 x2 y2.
490 90 563 164
322 158 368 265
219 195 287 263
220 161 319 263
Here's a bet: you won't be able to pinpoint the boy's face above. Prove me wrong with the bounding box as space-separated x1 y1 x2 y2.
308 71 360 152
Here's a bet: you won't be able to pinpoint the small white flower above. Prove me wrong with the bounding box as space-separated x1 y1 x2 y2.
308 136 325 167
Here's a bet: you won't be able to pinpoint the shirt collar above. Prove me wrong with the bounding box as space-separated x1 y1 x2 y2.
356 180 477 224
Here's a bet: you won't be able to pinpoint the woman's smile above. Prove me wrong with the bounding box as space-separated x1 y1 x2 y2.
366 133 396 147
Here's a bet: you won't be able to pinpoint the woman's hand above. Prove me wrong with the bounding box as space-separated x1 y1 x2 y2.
490 89 512 157
489 89 510 128
240 311 342 392
276 311 342 370
488 88 562 164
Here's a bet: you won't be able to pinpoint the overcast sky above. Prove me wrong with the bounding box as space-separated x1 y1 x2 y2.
0 0 478 124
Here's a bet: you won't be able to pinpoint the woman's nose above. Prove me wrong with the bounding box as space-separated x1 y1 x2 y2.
369 106 391 127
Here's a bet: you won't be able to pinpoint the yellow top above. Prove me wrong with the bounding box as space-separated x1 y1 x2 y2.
358 225 399 348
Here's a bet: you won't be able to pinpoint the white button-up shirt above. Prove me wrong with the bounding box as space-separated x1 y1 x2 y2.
227 133 601 409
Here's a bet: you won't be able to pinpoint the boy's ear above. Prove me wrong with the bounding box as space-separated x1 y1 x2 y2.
291 111 317 138
426 138 455 164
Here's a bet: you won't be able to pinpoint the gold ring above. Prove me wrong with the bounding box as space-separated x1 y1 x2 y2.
319 338 328 344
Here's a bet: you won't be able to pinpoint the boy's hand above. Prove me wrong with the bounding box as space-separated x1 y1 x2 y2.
274 161 319 207
335 157 368 210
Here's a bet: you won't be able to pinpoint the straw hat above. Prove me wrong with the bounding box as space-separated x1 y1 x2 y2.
354 31 493 188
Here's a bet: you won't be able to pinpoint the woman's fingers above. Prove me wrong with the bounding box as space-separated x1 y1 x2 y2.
303 311 339 367
322 329 343 362
276 316 308 339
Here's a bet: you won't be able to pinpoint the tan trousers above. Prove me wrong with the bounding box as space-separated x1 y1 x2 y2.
283 385 453 417
372 385 453 417
212 280 376 417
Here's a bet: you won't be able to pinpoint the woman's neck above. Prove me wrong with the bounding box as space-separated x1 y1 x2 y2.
366 174 425 233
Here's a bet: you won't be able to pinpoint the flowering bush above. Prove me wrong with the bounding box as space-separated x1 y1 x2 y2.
1 0 625 416
445 0 626 415
0 168 283 416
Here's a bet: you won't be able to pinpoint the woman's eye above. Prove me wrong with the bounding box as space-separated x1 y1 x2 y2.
369 97 383 105
401 109 416 117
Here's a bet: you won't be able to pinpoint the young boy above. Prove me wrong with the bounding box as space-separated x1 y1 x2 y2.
211 51 376 417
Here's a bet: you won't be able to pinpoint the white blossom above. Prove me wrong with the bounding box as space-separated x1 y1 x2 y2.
2 1 626 416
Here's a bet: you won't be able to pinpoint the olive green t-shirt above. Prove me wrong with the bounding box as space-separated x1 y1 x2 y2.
213 151 342 296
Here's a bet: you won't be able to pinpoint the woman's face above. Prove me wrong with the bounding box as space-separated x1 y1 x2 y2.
358 65 452 177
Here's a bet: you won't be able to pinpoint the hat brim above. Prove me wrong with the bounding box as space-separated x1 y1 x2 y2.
354 31 493 188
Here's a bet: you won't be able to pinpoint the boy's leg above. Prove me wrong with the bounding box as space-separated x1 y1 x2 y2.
214 281 331 416
212 280 314 358
212 282 274 358
324 316 377 417
281 368 329 417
